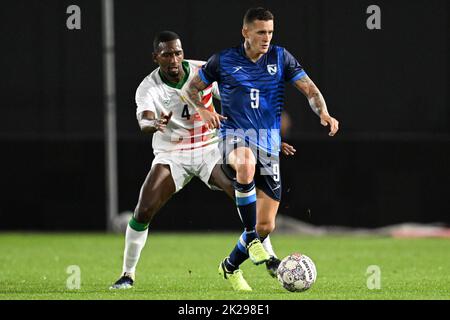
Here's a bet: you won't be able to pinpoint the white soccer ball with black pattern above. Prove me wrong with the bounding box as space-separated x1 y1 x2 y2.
277 253 317 292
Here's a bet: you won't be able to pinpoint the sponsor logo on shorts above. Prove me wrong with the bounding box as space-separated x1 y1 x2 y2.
228 137 242 144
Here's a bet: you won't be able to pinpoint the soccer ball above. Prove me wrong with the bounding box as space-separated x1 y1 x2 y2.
277 253 317 292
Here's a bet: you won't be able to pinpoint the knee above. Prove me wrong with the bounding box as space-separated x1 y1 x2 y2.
235 163 255 183
232 148 256 183
256 221 275 237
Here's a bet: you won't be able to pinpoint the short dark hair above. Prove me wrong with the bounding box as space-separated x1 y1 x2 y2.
153 31 180 52
243 7 274 25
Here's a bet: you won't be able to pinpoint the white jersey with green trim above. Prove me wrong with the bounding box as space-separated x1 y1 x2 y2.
135 60 220 154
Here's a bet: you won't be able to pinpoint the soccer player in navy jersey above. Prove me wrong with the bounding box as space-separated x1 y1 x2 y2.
183 7 339 291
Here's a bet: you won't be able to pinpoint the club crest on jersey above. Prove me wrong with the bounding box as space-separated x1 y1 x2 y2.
163 99 170 106
267 64 277 75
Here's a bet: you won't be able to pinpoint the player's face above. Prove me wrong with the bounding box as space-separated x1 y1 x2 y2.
243 19 274 55
153 39 184 79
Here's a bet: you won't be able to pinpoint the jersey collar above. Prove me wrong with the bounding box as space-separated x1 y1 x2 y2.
158 60 190 89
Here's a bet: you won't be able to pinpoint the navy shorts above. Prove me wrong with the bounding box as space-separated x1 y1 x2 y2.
219 135 281 202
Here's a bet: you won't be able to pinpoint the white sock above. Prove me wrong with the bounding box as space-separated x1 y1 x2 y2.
122 224 148 275
262 235 277 258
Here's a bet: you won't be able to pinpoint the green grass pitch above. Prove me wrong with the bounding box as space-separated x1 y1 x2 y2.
0 233 449 300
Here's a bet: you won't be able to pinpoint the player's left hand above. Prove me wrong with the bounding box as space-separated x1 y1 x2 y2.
281 142 296 156
320 114 339 136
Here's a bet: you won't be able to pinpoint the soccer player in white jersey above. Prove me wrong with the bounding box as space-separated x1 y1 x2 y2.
110 31 292 290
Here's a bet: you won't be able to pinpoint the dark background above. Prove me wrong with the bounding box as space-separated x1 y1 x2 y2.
0 0 448 230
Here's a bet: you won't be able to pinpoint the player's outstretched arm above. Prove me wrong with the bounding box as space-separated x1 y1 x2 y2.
182 74 226 129
137 110 173 134
293 76 339 136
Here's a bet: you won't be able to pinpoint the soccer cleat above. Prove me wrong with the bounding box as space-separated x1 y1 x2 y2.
109 272 135 289
265 256 281 278
218 259 252 292
247 238 270 265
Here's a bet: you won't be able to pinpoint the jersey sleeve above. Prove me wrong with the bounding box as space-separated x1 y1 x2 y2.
198 53 220 86
283 48 307 83
135 77 156 117
211 81 221 100
186 59 206 69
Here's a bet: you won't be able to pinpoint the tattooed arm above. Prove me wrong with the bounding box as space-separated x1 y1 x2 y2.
182 73 227 129
293 75 339 136
182 73 209 109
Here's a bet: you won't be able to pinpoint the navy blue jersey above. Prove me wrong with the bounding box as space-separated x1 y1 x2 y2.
199 44 306 154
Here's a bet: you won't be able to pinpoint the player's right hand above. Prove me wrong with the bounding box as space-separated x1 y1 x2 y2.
320 113 339 137
197 108 227 129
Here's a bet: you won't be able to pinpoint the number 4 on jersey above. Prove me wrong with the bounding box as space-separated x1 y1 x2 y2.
181 104 191 120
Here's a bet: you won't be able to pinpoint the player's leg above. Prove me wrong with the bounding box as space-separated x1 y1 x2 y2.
219 151 283 280
254 153 283 277
209 159 281 263
208 164 234 200
216 146 269 291
208 163 254 291
219 188 281 280
211 163 280 243
202 143 268 291
203 158 256 291
255 189 278 238
123 163 176 272
255 189 281 277
226 146 269 265
110 163 176 289
133 163 176 224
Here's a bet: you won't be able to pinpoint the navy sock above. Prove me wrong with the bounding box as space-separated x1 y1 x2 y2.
234 181 257 242
225 248 248 272
225 231 251 271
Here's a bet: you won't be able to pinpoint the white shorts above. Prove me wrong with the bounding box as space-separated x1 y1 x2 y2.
151 143 222 193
